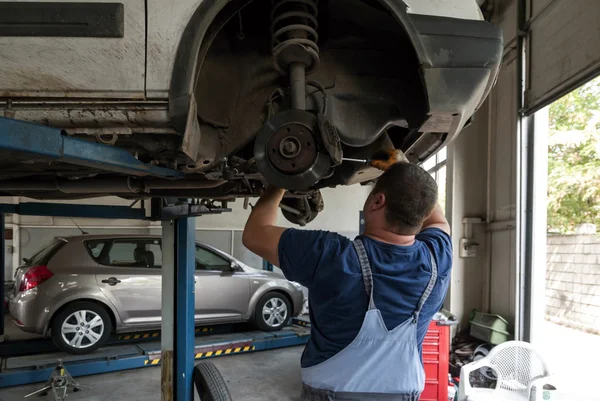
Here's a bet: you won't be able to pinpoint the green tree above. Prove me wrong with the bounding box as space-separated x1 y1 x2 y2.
550 82 600 131
548 78 600 233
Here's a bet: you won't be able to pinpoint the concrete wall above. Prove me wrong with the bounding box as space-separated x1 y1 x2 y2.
546 235 600 334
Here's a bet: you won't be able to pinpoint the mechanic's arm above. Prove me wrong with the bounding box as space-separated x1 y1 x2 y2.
242 186 287 266
421 202 450 235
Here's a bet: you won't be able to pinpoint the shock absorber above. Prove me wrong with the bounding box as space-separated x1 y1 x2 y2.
271 0 320 110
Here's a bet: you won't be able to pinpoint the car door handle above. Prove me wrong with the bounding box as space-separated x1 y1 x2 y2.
101 277 121 286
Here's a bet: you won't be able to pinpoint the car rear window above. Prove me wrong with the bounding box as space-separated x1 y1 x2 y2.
26 238 67 266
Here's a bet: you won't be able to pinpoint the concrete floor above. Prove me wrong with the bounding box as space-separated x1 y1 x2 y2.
3 318 598 400
537 321 600 398
0 347 304 401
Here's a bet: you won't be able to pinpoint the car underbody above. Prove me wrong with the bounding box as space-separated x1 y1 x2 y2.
0 0 502 225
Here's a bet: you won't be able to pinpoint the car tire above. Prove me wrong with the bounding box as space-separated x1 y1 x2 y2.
51 301 112 355
254 292 291 331
193 362 233 401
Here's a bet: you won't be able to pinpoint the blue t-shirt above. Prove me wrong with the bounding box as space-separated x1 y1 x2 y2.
278 228 452 368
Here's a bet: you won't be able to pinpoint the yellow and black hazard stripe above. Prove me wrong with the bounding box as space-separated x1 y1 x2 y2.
118 332 160 341
145 345 256 365
195 327 213 334
294 320 310 327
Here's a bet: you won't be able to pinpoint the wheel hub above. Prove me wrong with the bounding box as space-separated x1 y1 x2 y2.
268 123 317 174
61 310 104 349
255 109 331 190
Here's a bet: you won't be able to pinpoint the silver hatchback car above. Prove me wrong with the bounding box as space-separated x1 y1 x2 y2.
9 235 304 355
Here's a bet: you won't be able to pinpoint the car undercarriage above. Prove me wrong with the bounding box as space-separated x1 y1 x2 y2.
0 0 502 225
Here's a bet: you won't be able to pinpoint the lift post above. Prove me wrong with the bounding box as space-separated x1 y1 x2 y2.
1 213 5 339
175 219 195 401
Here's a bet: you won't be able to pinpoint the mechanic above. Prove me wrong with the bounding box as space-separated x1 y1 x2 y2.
242 162 452 401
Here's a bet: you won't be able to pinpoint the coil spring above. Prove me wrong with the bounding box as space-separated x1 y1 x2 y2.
271 0 320 75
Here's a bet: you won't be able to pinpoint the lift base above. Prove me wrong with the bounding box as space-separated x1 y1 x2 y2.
0 321 310 388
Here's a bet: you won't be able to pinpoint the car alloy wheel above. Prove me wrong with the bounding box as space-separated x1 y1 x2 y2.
61 310 104 349
262 297 288 328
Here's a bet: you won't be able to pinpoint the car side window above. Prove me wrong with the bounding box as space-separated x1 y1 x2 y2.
195 246 231 272
102 239 162 268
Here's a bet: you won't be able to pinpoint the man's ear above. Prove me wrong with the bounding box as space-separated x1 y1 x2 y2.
370 192 386 211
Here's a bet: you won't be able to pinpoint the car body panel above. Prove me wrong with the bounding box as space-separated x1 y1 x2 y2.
95 267 163 325
146 0 205 98
9 234 305 337
195 269 250 320
0 0 146 98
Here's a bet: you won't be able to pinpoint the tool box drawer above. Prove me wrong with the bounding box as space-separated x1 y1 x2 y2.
420 321 451 401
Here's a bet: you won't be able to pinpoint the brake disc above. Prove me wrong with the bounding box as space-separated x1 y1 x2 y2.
255 110 331 190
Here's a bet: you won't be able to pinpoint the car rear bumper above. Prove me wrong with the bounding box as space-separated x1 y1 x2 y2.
9 288 54 335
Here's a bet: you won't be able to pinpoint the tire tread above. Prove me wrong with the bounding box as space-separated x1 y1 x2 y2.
193 362 233 401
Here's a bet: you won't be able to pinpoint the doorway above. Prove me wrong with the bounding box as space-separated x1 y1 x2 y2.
529 77 600 398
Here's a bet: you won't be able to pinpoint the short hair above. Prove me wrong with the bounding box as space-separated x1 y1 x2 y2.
372 162 438 235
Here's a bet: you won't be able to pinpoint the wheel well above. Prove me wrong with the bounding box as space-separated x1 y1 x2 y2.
171 0 427 165
49 299 117 335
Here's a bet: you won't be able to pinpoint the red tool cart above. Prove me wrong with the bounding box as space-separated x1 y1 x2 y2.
420 318 456 401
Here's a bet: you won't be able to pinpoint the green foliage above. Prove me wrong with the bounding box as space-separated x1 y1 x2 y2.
550 83 600 131
548 79 600 233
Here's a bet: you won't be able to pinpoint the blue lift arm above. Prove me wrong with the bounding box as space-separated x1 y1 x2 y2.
0 203 146 220
0 117 183 179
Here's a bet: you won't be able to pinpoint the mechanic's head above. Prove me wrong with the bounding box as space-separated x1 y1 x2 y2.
363 162 438 235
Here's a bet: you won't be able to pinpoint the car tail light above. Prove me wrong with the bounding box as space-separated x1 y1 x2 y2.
19 265 53 292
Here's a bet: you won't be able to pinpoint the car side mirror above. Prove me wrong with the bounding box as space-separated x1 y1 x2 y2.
230 261 240 271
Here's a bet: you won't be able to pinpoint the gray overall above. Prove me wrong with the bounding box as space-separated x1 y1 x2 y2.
301 239 438 401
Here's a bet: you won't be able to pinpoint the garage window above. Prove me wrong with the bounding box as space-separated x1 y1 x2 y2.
423 147 447 209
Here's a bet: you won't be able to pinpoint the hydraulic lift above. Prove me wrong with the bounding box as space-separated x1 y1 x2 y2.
0 117 310 400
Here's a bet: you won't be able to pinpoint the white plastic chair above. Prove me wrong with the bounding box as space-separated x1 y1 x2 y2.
458 341 553 401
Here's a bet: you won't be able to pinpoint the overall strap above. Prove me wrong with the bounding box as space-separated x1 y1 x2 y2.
412 246 438 323
352 239 376 310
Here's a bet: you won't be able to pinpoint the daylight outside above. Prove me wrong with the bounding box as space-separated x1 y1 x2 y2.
535 77 600 398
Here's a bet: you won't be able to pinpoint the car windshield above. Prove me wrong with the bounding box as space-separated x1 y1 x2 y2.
26 238 66 266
